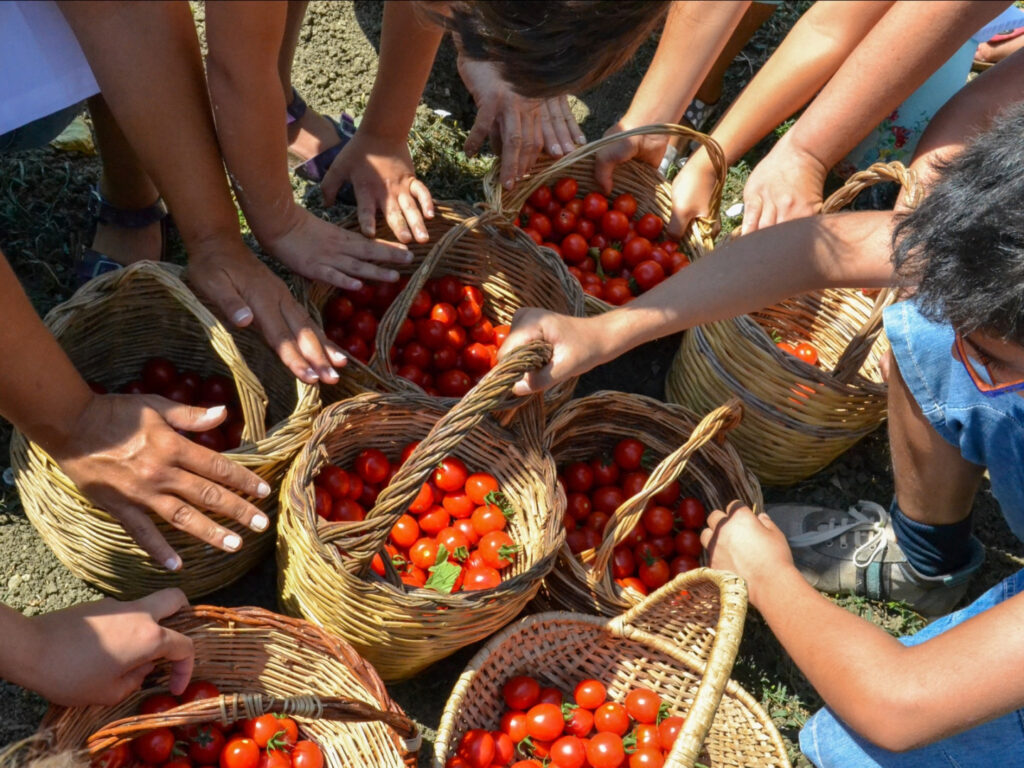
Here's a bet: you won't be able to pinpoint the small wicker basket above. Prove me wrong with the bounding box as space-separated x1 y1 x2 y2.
35 605 419 768
277 340 565 680
665 162 921 485
9 262 319 598
541 393 762 615
435 571 790 768
483 124 727 315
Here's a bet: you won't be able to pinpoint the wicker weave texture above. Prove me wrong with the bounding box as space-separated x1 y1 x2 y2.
9 263 319 598
38 605 418 768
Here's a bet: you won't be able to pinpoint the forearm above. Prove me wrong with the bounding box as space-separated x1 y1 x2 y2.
785 0 1005 170
599 211 895 355
359 2 442 141
620 1 748 126
0 604 41 693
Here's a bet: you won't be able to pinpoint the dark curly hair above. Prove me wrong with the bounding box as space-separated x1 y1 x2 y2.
892 101 1024 343
427 1 670 98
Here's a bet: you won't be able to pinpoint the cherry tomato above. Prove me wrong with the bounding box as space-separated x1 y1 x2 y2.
584 511 610 534
434 346 460 372
409 482 436 514
670 554 700 575
624 688 662 724
599 247 623 274
390 514 420 549
674 529 702 558
457 300 484 327
566 492 592 522
642 505 675 536
633 260 665 291
795 342 820 366
410 537 441 569
291 741 324 768
139 693 179 715
478 530 517 569
500 709 530 741
613 438 646 471
409 289 433 318
776 341 797 355
559 233 589 265
552 209 576 237
593 702 630 736
562 462 594 493
510 762 542 768
621 470 649 499
133 728 176 765
612 193 638 217
416 318 450 351
354 449 390 484
635 213 664 240
402 341 433 369
600 210 630 240
181 723 225 765
522 227 543 245
628 748 665 768
465 473 500 505
582 192 609 220
622 237 653 269
550 736 586 768
573 679 607 710
93 744 131 768
529 213 553 240
603 277 634 306
564 706 594 738
648 534 676 559
471 504 507 536
330 497 366 523
537 686 563 706
635 724 661 751
462 342 494 375
493 325 511 347
617 576 648 596
458 729 496 768
553 177 579 203
431 302 458 328
433 275 464 305
653 480 680 507
434 456 469 492
491 730 515 766
611 547 636 579
463 565 502 590
658 716 685 751
348 310 378 341
638 557 670 589
668 250 690 274
470 319 495 344
574 217 595 240
400 563 428 588
142 357 177 394
586 733 625 768
180 680 220 703
438 369 473 397
257 752 291 768
341 335 371 363
442 490 476 519
591 485 625 514
528 186 553 209
525 703 565 742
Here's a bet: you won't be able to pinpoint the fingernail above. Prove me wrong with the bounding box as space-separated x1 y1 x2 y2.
164 556 182 572
224 534 242 551
323 367 339 381
402 252 414 263
575 134 586 145
251 514 269 532
505 180 514 190
231 308 253 326
257 481 271 497
550 143 563 156
304 367 319 381
328 348 347 365
205 405 226 418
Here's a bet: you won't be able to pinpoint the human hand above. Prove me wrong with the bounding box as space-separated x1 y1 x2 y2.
27 589 193 706
700 501 795 605
741 136 828 235
593 119 670 194
458 57 585 190
186 239 347 384
49 393 272 571
500 308 615 396
321 130 435 244
667 149 720 238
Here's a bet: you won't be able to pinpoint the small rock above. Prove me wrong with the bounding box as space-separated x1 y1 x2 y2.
7 574 21 591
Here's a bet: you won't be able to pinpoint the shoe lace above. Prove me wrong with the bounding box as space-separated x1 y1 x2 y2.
786 501 891 568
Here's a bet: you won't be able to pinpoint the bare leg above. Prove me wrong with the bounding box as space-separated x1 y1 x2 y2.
87 95 164 265
886 350 985 525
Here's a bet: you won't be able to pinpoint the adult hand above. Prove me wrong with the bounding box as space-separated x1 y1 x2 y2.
592 119 670 194
741 136 828 235
49 393 272 571
458 57 585 190
27 589 194 706
186 239 347 384
321 130 435 244
499 308 615 396
700 501 795 605
667 149 720 238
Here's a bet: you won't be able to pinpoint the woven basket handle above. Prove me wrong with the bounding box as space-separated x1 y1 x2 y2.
821 162 921 383
320 340 552 561
590 399 744 578
489 123 728 242
85 692 419 754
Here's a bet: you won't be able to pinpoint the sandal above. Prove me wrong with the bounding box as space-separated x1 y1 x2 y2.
74 187 169 287
286 88 357 204
972 24 1024 71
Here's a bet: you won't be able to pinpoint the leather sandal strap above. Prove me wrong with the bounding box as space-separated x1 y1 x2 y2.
286 87 308 125
89 188 168 229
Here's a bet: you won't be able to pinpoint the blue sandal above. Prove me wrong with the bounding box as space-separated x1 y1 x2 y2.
74 188 169 287
286 88 357 204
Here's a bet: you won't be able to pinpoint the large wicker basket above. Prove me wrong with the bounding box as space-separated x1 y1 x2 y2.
307 201 584 413
435 571 790 768
666 162 922 485
9 262 320 598
483 123 726 315
541 393 762 615
277 340 565 680
34 605 419 768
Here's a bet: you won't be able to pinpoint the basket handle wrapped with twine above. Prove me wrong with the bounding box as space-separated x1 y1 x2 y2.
485 123 728 243
318 341 553 567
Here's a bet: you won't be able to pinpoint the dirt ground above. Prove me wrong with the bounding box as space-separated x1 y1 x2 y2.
2 3 1023 766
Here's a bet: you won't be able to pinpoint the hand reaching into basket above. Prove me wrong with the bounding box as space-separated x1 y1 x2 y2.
592 121 671 194
740 135 829 235
0 589 193 707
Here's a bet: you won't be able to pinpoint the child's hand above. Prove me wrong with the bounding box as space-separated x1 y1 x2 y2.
668 149 720 238
741 135 828 235
321 131 435 244
22 590 194 706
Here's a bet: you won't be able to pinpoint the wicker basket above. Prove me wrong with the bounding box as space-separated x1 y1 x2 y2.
541 393 762 615
665 162 922 485
307 201 584 413
483 124 727 315
435 571 790 768
9 262 320 598
35 605 419 768
277 340 565 680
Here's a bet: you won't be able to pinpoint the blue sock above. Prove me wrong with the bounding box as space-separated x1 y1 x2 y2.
890 498 973 576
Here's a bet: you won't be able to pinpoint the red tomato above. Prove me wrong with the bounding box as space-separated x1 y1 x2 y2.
591 485 625 514
400 563 428 587
461 343 494 375
612 193 637 217
142 357 177 394
599 247 623 274
182 723 225 765
633 260 665 291
525 703 565 742
574 217 595 240
354 449 390 484
458 729 496 768
93 744 131 768
443 491 476 519
622 237 653 269
465 473 499 505
463 565 501 590
593 702 630 736
457 300 484 328
680 497 709 531
348 310 378 341
500 709 530 741
566 492 592 522
251 715 298 749
776 341 797 356
409 538 441 569
121 379 147 395
602 279 631 306
402 341 433 369
528 186 553 209
621 470 649 499
433 275 464 305
529 213 553 239
584 511 610 534
522 227 543 245
566 529 589 554
291 741 324 768
416 318 450 351
341 335 371 363
582 192 609 220
638 557 670 589
613 438 646 471
372 280 402 313
795 342 820 366
553 177 579 203
635 724 661 750
586 733 625 768
670 554 700 576
133 728 176 765
550 736 586 768
668 250 690 274
349 283 376 307
438 369 473 397
478 530 517 569
409 482 435 514
390 514 420 549
491 730 515 766
434 456 469 492
316 466 349 499
564 706 594 738
330 498 365 523
611 547 636 579
635 213 664 240
674 529 702 558
562 462 595 493
625 688 662 724
510 762 542 768
409 289 433 318
628 748 664 768
552 209 577 237
257 752 291 768
200 374 234 404
394 318 416 346
574 679 607 709
471 504 507 536
452 518 479 547
419 507 451 537
600 210 630 240
431 303 458 328
493 325 511 347
653 480 680 507
433 346 459 372
181 680 220 703
648 534 675 559
139 692 179 715
617 576 648 596
470 319 495 344
658 717 685 751
557 233 588 265
538 686 563 706
642 505 675 536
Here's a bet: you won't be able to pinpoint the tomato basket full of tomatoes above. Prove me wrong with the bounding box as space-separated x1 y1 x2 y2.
483 124 727 315
434 573 791 768
306 201 584 413
276 340 566 680
666 163 921 486
37 605 420 768
541 392 762 618
9 262 320 599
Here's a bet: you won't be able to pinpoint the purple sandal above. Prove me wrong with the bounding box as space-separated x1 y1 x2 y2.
74 188 169 287
287 88 357 204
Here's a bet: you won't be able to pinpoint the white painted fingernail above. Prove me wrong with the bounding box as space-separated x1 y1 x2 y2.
231 308 253 325
257 481 271 497
327 367 339 379
305 367 319 381
505 180 514 190
251 514 269 531
164 556 182 572
328 348 347 365
550 144 563 156
224 534 242 551
205 405 226 418
575 134 586 145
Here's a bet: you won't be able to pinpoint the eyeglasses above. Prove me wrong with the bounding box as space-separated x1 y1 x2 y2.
953 332 1024 397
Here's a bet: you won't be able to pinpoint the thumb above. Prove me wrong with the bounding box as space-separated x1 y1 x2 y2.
592 150 616 195
150 399 229 433
464 103 495 158
757 511 781 533
193 267 253 328
320 156 347 207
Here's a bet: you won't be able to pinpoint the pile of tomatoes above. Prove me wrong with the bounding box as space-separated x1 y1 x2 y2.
448 675 686 768
558 438 707 596
88 358 247 451
315 446 520 593
515 179 687 304
93 681 324 768
322 276 511 398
